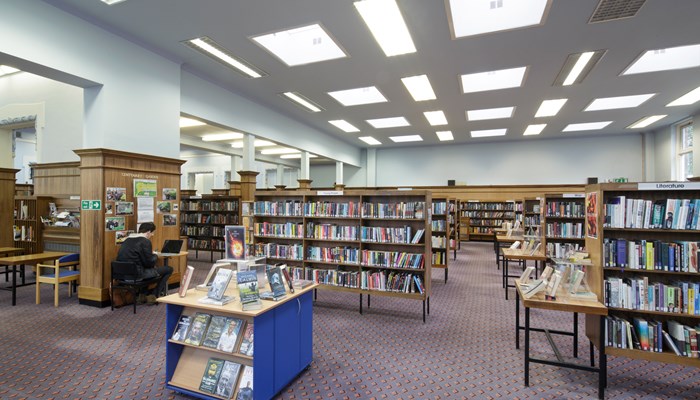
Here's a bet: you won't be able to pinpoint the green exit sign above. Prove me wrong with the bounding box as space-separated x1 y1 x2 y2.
81 200 102 210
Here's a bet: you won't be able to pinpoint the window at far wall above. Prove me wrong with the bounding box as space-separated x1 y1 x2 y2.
678 121 693 181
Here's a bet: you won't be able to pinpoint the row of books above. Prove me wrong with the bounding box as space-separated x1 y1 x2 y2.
253 222 304 238
306 246 360 264
181 225 226 237
432 251 446 265
524 216 541 226
254 200 304 216
181 213 239 224
604 197 700 230
605 316 699 358
431 201 448 215
253 200 428 219
604 277 700 315
254 243 303 261
198 357 253 399
546 242 584 259
181 200 239 212
187 238 226 251
171 312 254 355
544 201 585 218
309 223 358 241
361 250 425 269
431 220 447 231
431 235 447 248
603 239 699 272
462 202 515 211
544 222 584 239
469 219 509 227
303 201 360 217
360 226 420 244
13 225 33 242
462 211 511 218
304 268 425 294
361 202 425 219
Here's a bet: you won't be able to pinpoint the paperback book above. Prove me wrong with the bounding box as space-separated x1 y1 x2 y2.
196 263 230 291
238 323 254 356
225 225 246 260
201 315 228 349
184 312 211 346
170 315 191 342
178 265 195 297
199 268 236 306
199 357 225 394
216 318 245 353
264 265 287 300
235 366 254 400
237 270 262 311
215 360 242 399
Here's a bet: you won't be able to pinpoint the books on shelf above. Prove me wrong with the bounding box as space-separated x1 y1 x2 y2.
604 316 699 357
199 358 225 394
604 197 700 230
216 317 245 353
178 265 195 297
238 323 254 357
215 360 242 399
171 315 191 342
201 315 228 349
235 366 254 400
184 312 212 346
237 270 262 311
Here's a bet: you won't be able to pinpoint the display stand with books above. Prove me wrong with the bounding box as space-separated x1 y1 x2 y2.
431 198 450 283
180 194 241 262
159 281 318 400
585 182 700 369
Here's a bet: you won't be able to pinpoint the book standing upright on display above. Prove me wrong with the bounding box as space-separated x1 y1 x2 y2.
237 270 262 311
178 265 195 297
199 268 236 306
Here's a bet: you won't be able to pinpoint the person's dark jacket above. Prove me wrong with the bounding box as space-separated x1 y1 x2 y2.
117 234 158 272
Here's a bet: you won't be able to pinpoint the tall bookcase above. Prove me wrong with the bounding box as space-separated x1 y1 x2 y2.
448 198 460 257
460 200 516 241
523 198 544 239
253 190 432 321
180 194 241 262
432 198 449 283
544 194 585 258
13 196 51 254
585 182 700 368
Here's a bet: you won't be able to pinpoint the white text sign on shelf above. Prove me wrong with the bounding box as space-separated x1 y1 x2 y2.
317 190 343 196
638 182 700 190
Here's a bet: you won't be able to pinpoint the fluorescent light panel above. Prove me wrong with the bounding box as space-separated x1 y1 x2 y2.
523 124 546 136
401 75 436 101
436 131 454 141
390 135 423 143
366 117 410 128
280 154 317 159
179 117 205 128
447 0 550 38
553 50 607 86
329 120 360 132
354 0 416 57
101 0 128 4
202 132 244 141
424 111 447 126
0 65 20 77
562 121 612 132
623 44 700 75
261 148 300 155
359 136 382 145
535 99 567 118
466 106 514 121
585 94 654 111
627 115 667 129
184 37 266 78
231 140 276 148
667 86 700 106
461 66 527 93
471 129 507 138
281 92 323 112
251 23 347 67
328 86 387 106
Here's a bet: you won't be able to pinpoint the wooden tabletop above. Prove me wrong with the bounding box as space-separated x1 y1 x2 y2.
496 234 524 242
0 247 24 256
0 251 70 266
502 248 547 261
515 280 607 315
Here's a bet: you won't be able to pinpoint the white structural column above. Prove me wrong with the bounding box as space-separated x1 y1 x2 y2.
241 133 256 172
276 164 285 186
300 151 310 180
366 148 377 187
230 155 242 181
0 129 11 168
336 161 344 185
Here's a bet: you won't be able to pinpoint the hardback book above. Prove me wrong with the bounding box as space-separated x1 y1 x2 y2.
215 360 242 399
184 312 212 346
509 240 521 250
216 318 245 353
410 229 425 244
225 225 246 260
178 265 195 297
546 271 562 297
279 264 295 293
522 279 546 299
662 329 682 356
235 366 254 400
170 315 191 342
539 265 554 281
197 263 230 291
292 279 314 290
209 268 234 300
238 323 254 356
237 270 262 311
519 266 535 283
199 357 225 394
266 265 287 300
201 315 228 349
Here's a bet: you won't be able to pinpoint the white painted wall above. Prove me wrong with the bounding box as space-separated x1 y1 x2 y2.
180 154 277 190
653 125 674 182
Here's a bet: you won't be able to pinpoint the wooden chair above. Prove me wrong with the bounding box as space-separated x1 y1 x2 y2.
110 261 160 314
35 253 80 307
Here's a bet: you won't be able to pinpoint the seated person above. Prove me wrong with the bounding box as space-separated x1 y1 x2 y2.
116 222 173 303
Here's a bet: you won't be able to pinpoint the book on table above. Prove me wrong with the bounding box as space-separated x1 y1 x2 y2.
235 365 254 400
178 265 195 297
199 357 224 394
196 262 231 291
216 317 245 353
260 265 287 301
237 270 262 311
184 312 211 346
215 360 242 399
522 279 546 299
199 268 236 306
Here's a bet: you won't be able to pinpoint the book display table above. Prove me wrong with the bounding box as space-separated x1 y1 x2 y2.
159 283 317 400
502 248 546 300
495 234 523 270
514 280 608 399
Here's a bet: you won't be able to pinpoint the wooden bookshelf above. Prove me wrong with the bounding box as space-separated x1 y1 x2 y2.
253 189 432 321
180 194 241 262
543 193 586 259
460 200 516 242
448 198 460 257
585 182 700 367
432 198 450 283
13 196 51 254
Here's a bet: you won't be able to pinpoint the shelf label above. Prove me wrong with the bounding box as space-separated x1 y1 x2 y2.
81 200 102 210
638 182 700 190
562 193 585 198
316 190 343 196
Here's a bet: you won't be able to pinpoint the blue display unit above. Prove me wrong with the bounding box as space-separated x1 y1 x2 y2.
160 285 316 400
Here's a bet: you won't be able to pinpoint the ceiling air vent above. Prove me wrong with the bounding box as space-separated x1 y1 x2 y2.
589 0 646 23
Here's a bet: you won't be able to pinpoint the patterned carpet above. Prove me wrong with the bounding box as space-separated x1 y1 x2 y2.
0 242 697 399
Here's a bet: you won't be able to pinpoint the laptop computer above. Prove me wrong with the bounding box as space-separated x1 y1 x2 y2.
159 239 183 256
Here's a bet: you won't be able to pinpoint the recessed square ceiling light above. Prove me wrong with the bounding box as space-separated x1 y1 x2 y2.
101 0 128 4
328 86 387 106
231 139 276 148
329 120 360 132
390 135 423 143
354 0 416 57
359 136 382 145
627 115 667 129
251 23 347 67
447 0 550 39
366 117 410 128
460 66 527 93
261 147 301 155
179 117 205 128
585 94 654 111
401 75 436 101
535 99 567 117
466 106 514 121
183 37 266 78
471 128 507 138
667 86 700 107
202 132 244 141
523 124 546 136
424 111 448 126
280 153 317 159
436 131 454 141
280 92 323 112
0 65 20 77
622 43 700 75
562 121 612 132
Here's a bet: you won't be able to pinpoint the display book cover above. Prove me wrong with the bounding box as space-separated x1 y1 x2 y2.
260 265 287 301
235 365 254 400
237 270 262 310
198 268 236 306
178 265 195 297
184 312 212 346
196 262 231 291
224 225 246 261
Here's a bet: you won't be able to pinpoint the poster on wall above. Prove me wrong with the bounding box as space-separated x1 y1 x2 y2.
115 201 134 216
586 191 598 239
156 201 172 213
162 188 177 200
106 187 127 202
106 217 125 231
163 214 177 226
134 179 157 197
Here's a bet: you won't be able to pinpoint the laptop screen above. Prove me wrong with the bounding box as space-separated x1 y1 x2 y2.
161 239 183 254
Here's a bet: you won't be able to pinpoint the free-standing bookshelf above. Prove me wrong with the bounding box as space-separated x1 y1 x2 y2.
253 190 432 321
523 198 544 243
432 198 450 283
13 196 50 254
460 200 516 242
448 198 460 258
585 182 700 368
544 193 586 259
180 194 240 262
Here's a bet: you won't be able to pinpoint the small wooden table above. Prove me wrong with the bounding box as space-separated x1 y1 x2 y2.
0 251 69 305
502 247 546 300
0 247 25 282
514 280 608 399
495 234 523 271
